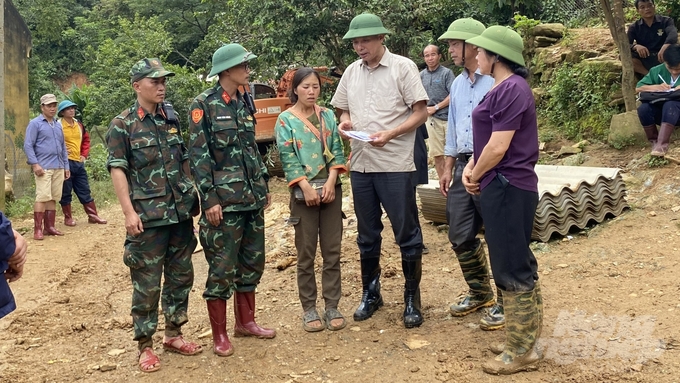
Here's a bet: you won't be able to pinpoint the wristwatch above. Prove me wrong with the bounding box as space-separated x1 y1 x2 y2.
434 104 440 111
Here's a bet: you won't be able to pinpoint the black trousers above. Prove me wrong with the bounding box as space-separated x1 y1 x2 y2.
351 171 422 261
479 174 539 292
637 100 680 126
60 160 94 205
446 156 483 254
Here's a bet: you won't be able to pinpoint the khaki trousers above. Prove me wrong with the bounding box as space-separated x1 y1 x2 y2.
290 184 343 312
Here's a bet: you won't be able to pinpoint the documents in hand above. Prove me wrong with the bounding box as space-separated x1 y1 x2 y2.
345 130 374 142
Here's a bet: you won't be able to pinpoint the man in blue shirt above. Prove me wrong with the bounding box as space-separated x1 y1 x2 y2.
438 19 504 331
24 94 70 240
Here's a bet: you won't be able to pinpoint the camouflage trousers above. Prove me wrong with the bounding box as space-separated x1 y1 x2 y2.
123 219 197 350
200 209 265 300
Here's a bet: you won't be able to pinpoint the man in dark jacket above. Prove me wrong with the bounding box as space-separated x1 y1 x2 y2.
628 0 678 75
1 211 28 319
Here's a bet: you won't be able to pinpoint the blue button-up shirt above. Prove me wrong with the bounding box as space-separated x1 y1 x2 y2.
24 114 69 171
444 69 494 157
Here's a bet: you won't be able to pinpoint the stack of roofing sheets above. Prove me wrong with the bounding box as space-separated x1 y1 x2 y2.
532 165 628 241
417 165 629 242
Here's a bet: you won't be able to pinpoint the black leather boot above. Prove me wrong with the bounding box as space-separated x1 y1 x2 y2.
402 258 423 328
353 257 383 321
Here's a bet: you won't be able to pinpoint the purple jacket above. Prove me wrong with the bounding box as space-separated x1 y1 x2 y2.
0 212 17 318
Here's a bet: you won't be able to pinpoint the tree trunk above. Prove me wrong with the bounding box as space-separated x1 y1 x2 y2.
601 0 637 112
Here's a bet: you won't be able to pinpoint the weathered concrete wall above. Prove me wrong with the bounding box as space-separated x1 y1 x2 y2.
4 0 32 199
4 0 31 143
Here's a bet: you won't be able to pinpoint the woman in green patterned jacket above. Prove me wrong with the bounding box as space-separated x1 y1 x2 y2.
275 67 349 333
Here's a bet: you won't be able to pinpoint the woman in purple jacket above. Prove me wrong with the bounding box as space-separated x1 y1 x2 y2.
462 26 542 375
0 211 28 319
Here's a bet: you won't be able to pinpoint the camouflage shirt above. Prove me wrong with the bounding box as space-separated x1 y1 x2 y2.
106 101 198 229
188 84 269 223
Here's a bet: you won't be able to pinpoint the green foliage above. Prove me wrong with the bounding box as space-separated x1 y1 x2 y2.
657 0 680 25
163 65 206 129
4 194 35 219
57 83 92 121
624 4 641 22
609 135 638 150
512 13 540 37
647 155 669 167
543 62 621 141
85 143 110 182
539 0 601 25
78 15 173 127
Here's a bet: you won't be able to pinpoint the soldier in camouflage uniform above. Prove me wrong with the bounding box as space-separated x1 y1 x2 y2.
106 58 202 373
188 44 275 357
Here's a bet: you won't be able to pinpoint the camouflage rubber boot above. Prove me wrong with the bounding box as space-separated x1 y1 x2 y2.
534 280 544 346
489 282 542 354
449 243 494 316
482 288 541 375
480 287 505 331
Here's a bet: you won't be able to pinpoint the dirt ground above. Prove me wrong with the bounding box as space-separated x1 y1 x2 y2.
1 142 679 383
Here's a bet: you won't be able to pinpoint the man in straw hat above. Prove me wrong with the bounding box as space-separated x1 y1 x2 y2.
331 13 429 328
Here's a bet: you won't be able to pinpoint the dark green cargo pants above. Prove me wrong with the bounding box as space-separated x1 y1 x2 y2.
200 209 265 300
123 219 197 350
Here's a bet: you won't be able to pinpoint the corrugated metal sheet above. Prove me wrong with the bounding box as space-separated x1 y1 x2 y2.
417 165 629 242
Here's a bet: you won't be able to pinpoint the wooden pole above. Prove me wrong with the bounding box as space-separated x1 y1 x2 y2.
0 0 6 211
601 0 637 112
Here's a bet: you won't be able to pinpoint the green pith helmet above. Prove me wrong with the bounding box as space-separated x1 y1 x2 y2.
342 13 391 40
208 44 257 77
466 26 525 66
438 18 486 41
129 58 174 83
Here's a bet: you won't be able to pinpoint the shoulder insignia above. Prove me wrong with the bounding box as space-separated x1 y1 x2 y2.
168 127 178 134
191 108 204 124
137 107 145 120
246 115 253 121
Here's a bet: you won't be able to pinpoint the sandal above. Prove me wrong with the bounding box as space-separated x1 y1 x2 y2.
324 308 347 331
138 347 161 373
162 335 203 356
302 309 325 333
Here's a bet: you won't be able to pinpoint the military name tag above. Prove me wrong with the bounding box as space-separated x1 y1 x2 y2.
216 115 233 121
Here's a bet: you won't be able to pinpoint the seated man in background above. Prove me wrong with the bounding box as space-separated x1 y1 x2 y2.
636 43 680 157
628 0 678 76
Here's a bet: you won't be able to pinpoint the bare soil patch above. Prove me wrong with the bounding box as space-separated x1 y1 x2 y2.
1 143 679 382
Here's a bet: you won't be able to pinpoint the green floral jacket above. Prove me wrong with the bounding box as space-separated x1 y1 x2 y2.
275 106 347 186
